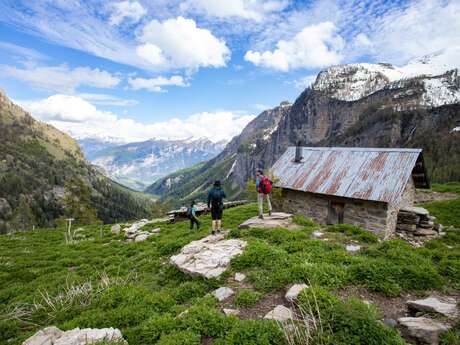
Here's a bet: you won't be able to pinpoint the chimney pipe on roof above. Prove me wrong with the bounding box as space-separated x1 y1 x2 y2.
294 141 303 163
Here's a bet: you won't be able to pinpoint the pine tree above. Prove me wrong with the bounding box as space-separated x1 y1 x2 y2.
62 177 98 225
11 194 35 232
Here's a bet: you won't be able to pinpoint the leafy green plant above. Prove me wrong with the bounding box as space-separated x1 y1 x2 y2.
234 290 262 307
327 224 379 243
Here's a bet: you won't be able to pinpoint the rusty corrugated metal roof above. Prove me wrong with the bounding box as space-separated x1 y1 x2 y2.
270 147 424 204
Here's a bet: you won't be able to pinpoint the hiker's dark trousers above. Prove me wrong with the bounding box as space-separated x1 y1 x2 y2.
190 216 200 230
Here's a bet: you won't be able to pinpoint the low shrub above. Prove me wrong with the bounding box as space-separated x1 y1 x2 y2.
297 287 405 345
234 290 262 307
327 224 379 243
292 215 317 228
216 319 286 345
157 330 201 345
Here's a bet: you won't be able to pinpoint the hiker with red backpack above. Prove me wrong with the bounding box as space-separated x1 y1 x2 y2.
256 169 273 219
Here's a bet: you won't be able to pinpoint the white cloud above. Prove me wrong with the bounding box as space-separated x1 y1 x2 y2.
137 16 230 70
245 22 344 71
128 75 188 92
293 75 317 90
367 0 460 67
180 0 288 21
0 41 48 61
20 95 117 123
109 1 147 26
21 95 255 143
78 93 138 106
2 64 120 92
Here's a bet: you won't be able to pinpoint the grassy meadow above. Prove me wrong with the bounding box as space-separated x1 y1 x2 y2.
1 193 460 345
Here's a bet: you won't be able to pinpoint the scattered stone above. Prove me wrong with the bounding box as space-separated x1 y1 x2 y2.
407 297 458 319
383 318 397 328
285 284 308 302
346 244 361 253
400 206 430 216
234 272 246 282
264 305 293 322
212 287 234 302
170 232 247 278
223 308 240 316
414 229 438 236
312 230 324 238
151 227 161 233
238 213 301 230
398 317 449 345
23 326 125 345
134 233 152 242
110 224 121 234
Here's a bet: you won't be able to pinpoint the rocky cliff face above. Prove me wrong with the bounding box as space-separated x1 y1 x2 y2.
147 62 460 205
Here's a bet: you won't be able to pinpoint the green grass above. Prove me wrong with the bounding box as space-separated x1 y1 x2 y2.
430 182 460 194
1 203 459 345
423 198 460 228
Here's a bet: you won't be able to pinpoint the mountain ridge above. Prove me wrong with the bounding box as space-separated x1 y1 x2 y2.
147 62 460 206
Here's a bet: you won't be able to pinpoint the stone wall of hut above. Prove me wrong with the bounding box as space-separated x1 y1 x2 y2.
277 189 390 237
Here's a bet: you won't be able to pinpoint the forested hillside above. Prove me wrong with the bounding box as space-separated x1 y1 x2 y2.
0 90 153 233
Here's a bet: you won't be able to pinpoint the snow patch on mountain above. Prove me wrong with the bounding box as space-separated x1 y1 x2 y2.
312 53 460 105
421 70 460 107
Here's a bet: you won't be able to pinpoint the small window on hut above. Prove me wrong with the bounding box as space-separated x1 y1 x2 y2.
327 201 344 225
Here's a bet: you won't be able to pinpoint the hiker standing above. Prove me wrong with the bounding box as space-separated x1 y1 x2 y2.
188 200 200 230
256 169 272 219
207 180 226 234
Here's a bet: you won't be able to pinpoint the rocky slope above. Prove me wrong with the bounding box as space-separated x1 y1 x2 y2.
148 62 460 206
0 90 153 233
83 138 225 191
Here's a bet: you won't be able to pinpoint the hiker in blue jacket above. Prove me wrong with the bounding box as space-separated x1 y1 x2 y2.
188 200 200 230
207 180 226 234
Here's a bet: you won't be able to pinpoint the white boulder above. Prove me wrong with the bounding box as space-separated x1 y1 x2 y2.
234 272 246 282
285 284 309 302
110 224 121 234
264 305 293 322
223 308 240 316
398 317 449 345
212 287 234 302
170 233 247 278
407 297 458 319
23 327 125 345
346 244 361 253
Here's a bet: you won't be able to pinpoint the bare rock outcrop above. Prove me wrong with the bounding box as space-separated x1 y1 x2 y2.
23 326 125 345
238 213 300 230
170 232 246 278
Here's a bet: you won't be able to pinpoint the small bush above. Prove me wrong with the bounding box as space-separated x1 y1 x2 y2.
157 330 201 345
327 224 379 243
217 319 286 345
234 290 262 307
290 262 349 289
297 287 405 345
292 215 317 228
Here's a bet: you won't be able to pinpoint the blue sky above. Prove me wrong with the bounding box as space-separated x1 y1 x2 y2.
0 0 459 142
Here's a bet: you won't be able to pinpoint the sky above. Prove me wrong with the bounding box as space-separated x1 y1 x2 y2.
0 0 459 143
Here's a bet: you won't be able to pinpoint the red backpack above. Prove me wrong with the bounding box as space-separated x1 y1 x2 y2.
259 176 272 194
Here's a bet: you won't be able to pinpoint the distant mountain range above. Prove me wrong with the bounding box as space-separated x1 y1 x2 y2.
147 57 460 206
79 138 226 191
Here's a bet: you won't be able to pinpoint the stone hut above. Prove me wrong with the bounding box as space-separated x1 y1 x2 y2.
270 147 430 239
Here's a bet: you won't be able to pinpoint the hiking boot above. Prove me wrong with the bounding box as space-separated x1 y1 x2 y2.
268 211 272 216
212 230 216 235
258 215 264 219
